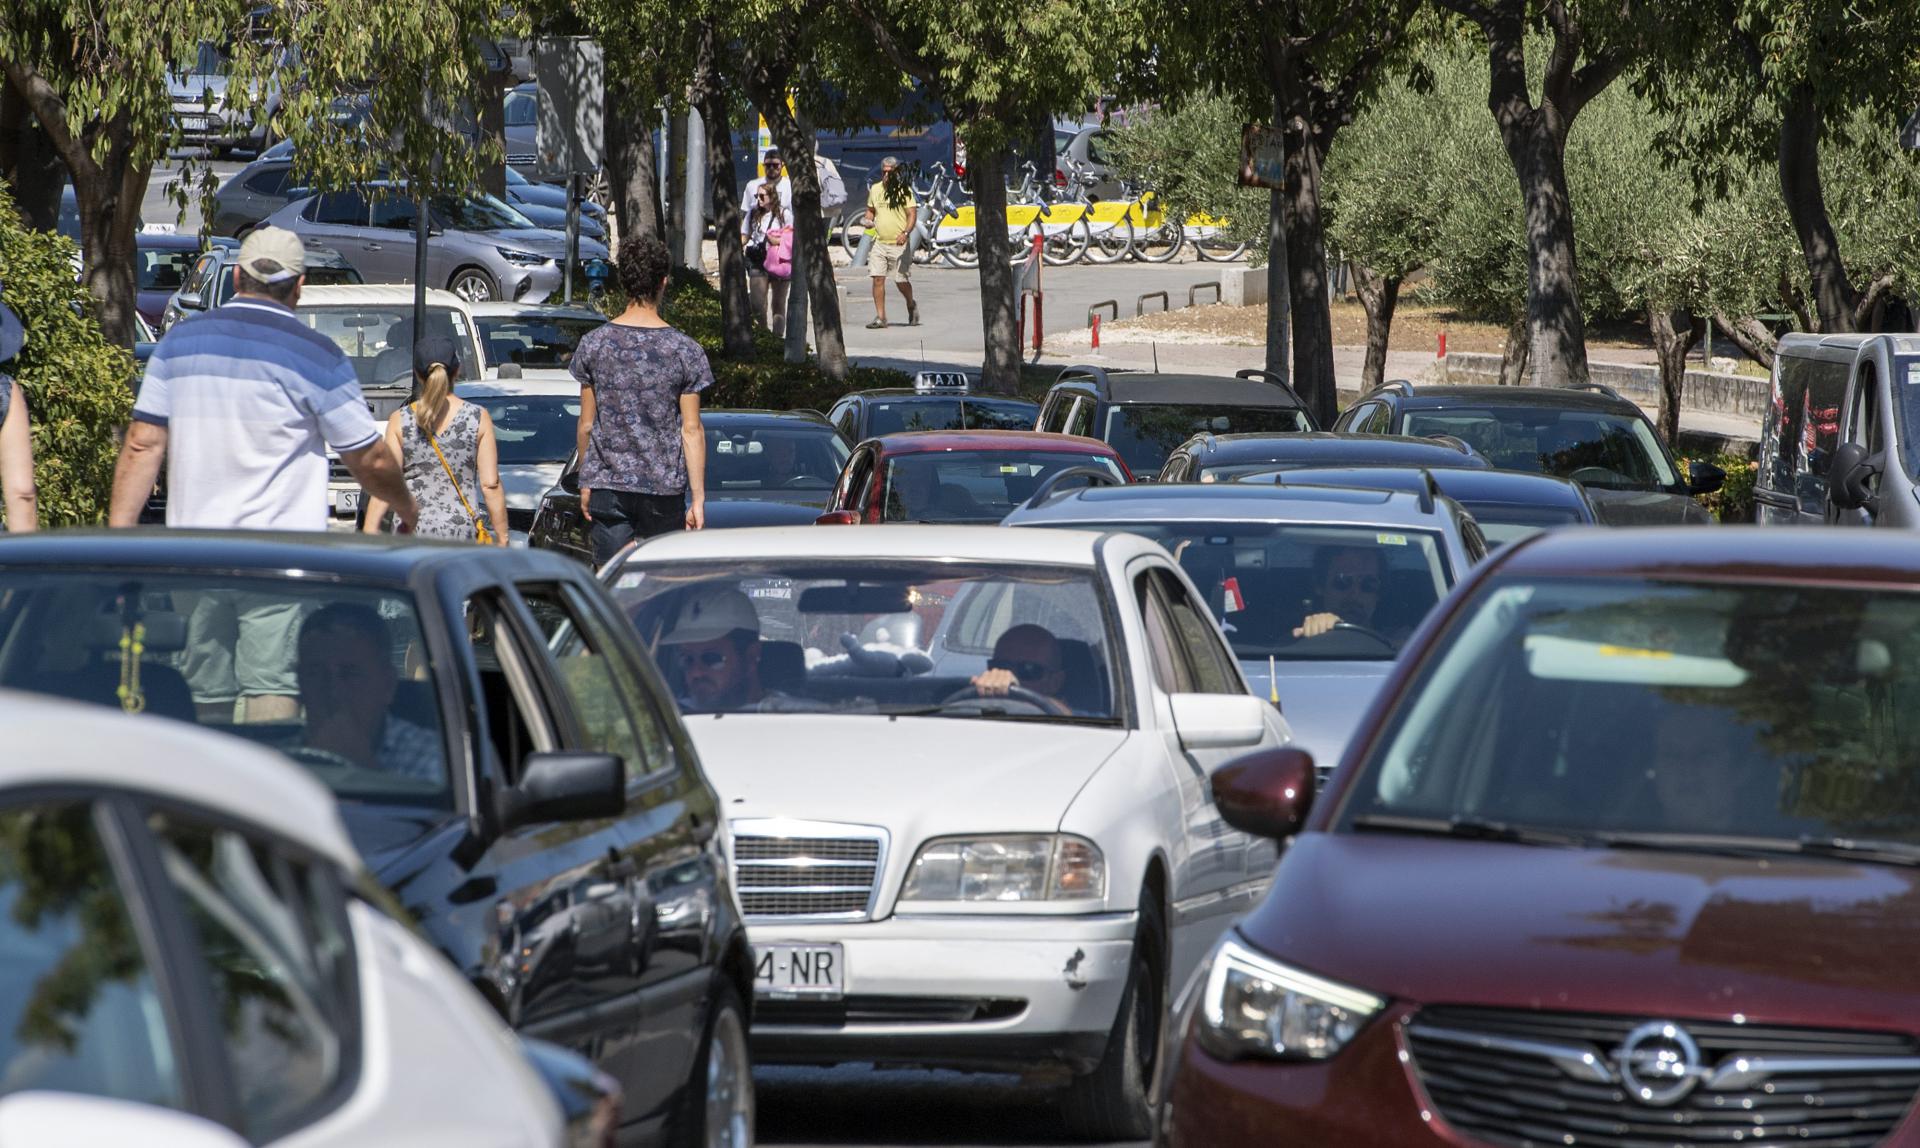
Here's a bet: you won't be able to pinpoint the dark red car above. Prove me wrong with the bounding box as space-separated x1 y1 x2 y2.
1166 527 1920 1148
816 429 1130 525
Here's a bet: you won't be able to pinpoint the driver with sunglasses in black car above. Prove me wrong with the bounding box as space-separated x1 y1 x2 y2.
1294 546 1390 642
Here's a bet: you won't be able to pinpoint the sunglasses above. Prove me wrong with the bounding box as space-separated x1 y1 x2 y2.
675 649 730 670
988 658 1057 680
1329 574 1381 593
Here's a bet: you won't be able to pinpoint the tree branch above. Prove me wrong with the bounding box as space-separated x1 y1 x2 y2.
842 0 945 106
1712 310 1777 369
0 57 98 184
1852 271 1896 329
1429 0 1494 27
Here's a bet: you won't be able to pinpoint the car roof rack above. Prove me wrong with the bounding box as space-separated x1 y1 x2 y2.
1371 379 1415 397
1233 368 1310 409
1023 465 1125 509
1054 364 1112 392
1426 434 1478 456
1568 381 1624 402
1418 468 1440 515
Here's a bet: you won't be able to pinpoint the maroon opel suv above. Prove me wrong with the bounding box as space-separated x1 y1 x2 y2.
1165 528 1920 1147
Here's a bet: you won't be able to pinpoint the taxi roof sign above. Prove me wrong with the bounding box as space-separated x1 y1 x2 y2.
913 371 971 394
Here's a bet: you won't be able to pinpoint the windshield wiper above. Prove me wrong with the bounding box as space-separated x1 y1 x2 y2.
1349 814 1594 848
1792 834 1920 867
1588 831 1920 867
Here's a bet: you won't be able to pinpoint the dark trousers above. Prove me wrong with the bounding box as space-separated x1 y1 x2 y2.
589 489 684 566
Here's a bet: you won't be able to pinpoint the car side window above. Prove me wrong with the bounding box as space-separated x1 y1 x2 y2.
1064 397 1094 438
1348 401 1389 434
0 800 183 1110
1149 568 1241 694
464 592 559 781
370 196 418 232
518 583 671 779
244 166 290 196
186 252 218 299
1134 572 1193 694
1460 517 1489 563
147 810 356 1142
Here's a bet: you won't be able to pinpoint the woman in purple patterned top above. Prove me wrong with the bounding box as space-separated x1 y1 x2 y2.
570 235 714 565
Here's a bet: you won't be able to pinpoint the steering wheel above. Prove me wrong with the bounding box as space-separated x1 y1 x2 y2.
938 683 1071 717
779 473 824 489
1567 466 1626 484
1313 621 1398 655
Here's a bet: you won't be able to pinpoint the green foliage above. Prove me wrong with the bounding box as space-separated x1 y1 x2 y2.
0 181 134 527
1679 452 1758 522
1104 94 1269 259
1322 55 1452 280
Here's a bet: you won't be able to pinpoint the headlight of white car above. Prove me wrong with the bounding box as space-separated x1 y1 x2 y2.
898 834 1105 903
1197 935 1383 1061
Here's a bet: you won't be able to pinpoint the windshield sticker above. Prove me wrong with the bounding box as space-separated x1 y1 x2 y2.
1000 465 1019 474
615 572 647 589
1598 644 1673 660
1907 363 1920 386
1377 533 1407 545
749 586 793 600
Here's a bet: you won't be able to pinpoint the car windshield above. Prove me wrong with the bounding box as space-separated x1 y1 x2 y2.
1035 521 1448 661
0 574 451 807
708 424 850 499
475 315 604 369
1106 406 1312 475
881 451 1127 523
1401 409 1678 490
213 260 359 307
865 399 1037 435
298 304 481 389
1344 578 1920 849
469 395 579 464
183 42 229 76
138 248 195 293
610 561 1120 723
505 90 535 127
432 193 537 233
1464 503 1584 547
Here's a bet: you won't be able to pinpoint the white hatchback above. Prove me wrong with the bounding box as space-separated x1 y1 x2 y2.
0 691 612 1147
604 525 1289 1139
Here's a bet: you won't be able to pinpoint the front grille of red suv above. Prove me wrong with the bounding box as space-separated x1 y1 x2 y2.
1405 1006 1920 1147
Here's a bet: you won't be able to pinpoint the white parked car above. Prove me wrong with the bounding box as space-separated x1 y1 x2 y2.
456 376 580 544
0 690 615 1146
603 525 1290 1139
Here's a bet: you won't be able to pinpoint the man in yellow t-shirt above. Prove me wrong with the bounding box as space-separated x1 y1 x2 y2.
861 156 919 328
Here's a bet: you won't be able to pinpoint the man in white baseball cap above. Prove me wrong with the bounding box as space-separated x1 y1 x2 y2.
658 585 767 711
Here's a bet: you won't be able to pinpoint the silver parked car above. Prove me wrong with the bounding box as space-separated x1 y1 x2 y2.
168 41 286 157
262 182 608 304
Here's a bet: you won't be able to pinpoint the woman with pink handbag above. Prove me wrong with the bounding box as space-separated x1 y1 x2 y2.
745 187 794 337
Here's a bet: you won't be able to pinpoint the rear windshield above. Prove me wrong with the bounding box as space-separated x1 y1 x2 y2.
865 399 1038 436
469 395 579 464
882 450 1127 523
475 316 605 369
1105 405 1312 476
1461 503 1585 548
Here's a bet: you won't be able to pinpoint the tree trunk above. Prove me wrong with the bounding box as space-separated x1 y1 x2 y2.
0 79 62 231
1778 87 1856 333
698 84 753 358
1712 310 1777 370
1498 110 1588 387
665 110 688 259
606 78 663 253
969 142 1022 395
758 103 847 379
74 154 146 348
1498 310 1530 387
477 76 507 201
1648 309 1705 446
1353 265 1401 394
1263 183 1291 383
1281 114 1337 426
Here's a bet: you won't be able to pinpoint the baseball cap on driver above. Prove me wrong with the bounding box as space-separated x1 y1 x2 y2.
237 226 306 284
658 586 760 646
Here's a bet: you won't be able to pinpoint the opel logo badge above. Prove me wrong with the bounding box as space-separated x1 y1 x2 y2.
1615 1021 1704 1106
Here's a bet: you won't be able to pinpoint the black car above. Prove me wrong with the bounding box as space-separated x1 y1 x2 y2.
826 386 1040 442
1332 380 1723 524
1233 464 1599 547
1036 365 1318 478
0 532 753 1144
1156 430 1489 483
531 409 852 563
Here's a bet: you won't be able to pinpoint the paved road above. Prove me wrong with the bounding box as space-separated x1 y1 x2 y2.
757 1066 1146 1148
143 156 244 235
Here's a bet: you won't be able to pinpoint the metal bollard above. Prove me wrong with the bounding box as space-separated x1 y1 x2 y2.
1188 281 1222 307
1092 314 1101 351
1137 290 1169 317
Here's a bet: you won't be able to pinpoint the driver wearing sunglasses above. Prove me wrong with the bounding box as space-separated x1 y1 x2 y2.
657 585 768 712
970 624 1073 713
1294 546 1387 641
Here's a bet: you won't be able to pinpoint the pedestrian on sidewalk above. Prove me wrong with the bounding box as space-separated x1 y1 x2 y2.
362 334 509 545
107 226 417 722
571 234 713 566
745 184 793 337
0 282 37 532
863 156 919 328
741 149 792 228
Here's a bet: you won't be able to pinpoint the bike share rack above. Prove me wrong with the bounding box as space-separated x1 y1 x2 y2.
1137 290 1170 317
1189 281 1222 307
1087 300 1119 350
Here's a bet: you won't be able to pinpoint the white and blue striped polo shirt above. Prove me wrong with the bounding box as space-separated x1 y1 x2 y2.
134 297 381 530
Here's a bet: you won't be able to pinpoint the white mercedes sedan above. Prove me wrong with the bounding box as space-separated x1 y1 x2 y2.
603 525 1289 1139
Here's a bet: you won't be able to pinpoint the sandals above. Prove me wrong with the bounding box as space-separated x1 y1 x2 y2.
906 303 921 326
866 318 888 329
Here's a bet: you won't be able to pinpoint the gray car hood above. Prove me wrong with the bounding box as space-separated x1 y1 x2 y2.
1241 657 1393 770
1585 487 1713 525
498 462 564 512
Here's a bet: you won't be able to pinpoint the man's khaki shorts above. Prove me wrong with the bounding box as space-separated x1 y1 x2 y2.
870 242 911 283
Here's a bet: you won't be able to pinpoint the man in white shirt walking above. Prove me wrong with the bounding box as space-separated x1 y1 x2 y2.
740 149 792 236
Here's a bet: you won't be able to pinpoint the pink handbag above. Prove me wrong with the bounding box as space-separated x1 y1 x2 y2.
763 226 794 280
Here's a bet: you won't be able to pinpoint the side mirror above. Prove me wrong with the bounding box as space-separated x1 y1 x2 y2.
1211 746 1315 839
814 509 861 525
502 751 624 829
1169 692 1269 752
0 1093 251 1148
1828 442 1877 511
176 290 206 311
1687 461 1726 496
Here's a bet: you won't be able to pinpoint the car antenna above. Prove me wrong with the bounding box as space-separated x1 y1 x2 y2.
1152 342 1160 373
1268 655 1279 706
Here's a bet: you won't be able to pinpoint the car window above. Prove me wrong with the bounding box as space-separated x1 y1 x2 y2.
1063 397 1094 438
707 424 850 498
307 192 369 227
518 583 670 778
1758 355 1847 515
880 450 1127 523
1345 401 1391 434
1401 408 1678 489
504 89 535 127
186 252 219 299
0 801 182 1109
961 400 1042 431
0 577 450 806
868 399 963 435
469 395 581 464
296 303 480 388
1148 568 1241 694
464 593 558 782
138 247 194 292
613 561 1121 722
474 315 605 369
1087 131 1115 167
369 195 418 232
430 193 536 233
244 166 291 197
148 812 354 1141
1104 405 1312 476
1350 577 1920 849
1135 573 1193 694
831 400 859 441
1887 352 1920 483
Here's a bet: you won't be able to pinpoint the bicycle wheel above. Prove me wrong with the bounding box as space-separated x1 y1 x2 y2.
1194 235 1250 262
1135 218 1185 263
1041 218 1090 266
1086 217 1134 264
838 209 864 263
944 233 980 269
